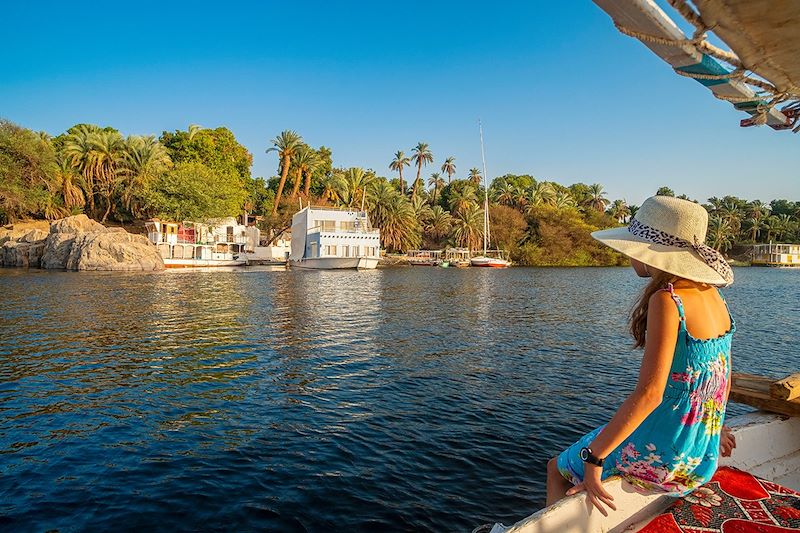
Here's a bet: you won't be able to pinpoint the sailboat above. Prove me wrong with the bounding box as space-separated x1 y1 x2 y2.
470 121 511 268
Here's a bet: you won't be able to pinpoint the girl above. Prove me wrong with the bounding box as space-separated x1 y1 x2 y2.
547 195 738 515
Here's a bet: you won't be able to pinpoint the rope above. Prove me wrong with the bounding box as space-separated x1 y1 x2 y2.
612 18 800 132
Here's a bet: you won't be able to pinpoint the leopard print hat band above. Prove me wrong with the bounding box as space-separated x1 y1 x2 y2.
628 218 734 285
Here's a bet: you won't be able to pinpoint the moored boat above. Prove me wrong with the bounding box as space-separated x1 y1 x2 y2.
146 218 249 268
472 122 511 269
470 254 511 268
288 206 381 270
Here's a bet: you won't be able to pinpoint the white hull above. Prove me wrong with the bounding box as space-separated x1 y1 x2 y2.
289 257 379 270
486 412 800 533
471 256 511 268
164 258 246 268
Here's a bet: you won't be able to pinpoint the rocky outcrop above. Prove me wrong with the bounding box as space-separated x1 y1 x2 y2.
2 215 163 271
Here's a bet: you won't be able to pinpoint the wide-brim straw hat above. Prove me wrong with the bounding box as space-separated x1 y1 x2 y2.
591 196 734 286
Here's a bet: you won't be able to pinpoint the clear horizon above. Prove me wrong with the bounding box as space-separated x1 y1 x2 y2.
2 0 797 206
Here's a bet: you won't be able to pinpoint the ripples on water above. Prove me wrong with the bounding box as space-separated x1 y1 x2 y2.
0 267 797 531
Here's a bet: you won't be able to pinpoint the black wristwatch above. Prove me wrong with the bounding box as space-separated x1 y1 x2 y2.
580 447 604 467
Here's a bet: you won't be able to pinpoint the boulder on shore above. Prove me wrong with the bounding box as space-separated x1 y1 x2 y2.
2 215 163 271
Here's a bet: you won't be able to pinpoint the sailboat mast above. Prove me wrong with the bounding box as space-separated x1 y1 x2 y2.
479 120 489 255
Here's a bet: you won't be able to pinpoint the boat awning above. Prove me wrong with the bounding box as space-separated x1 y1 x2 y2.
593 0 800 132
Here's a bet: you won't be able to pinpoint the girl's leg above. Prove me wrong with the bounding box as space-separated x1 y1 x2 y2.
546 457 573 506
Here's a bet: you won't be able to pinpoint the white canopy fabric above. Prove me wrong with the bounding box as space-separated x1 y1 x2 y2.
694 0 800 95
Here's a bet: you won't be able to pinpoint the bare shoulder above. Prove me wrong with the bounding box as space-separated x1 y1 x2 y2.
648 290 680 321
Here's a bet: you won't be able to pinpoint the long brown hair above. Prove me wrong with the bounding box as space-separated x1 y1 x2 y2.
630 269 679 348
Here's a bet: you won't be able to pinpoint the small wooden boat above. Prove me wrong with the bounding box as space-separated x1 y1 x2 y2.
452 259 471 268
478 373 800 533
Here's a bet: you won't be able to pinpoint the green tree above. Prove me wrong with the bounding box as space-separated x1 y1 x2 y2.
656 186 675 197
121 135 171 218
587 183 609 212
145 161 246 221
389 150 411 194
448 182 478 215
266 130 303 215
87 130 126 222
467 167 482 186
410 142 433 201
367 180 421 252
707 215 734 252
441 156 456 184
428 172 445 207
0 119 60 222
338 167 375 208
607 199 630 223
424 205 452 244
450 203 484 253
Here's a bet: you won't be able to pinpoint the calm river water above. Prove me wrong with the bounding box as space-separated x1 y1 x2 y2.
0 266 797 531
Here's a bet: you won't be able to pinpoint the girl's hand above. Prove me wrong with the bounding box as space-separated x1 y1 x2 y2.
720 425 736 457
565 463 616 516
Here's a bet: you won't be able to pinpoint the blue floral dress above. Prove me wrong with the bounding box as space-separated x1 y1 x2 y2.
557 284 734 496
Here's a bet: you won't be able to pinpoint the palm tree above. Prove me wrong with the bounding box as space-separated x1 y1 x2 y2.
428 172 445 206
55 156 85 211
448 184 478 215
425 205 452 241
608 199 631 223
188 124 203 141
525 182 556 211
467 167 482 186
88 130 126 222
302 150 322 198
411 195 434 224
389 150 410 195
745 200 769 241
450 203 484 253
289 146 320 200
62 124 101 212
441 156 456 184
708 215 734 252
121 135 171 217
554 190 577 210
587 183 609 212
319 173 345 205
339 167 375 208
410 142 433 201
266 130 303 216
367 181 421 252
494 182 516 207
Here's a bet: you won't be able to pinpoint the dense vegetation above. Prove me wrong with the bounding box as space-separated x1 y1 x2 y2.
2 118 797 265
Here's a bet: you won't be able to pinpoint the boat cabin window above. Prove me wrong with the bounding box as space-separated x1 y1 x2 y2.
340 221 355 231
226 226 234 243
343 246 349 257
324 245 337 256
310 242 318 257
321 220 336 232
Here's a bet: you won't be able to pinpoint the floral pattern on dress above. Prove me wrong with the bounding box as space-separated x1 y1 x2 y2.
556 285 735 497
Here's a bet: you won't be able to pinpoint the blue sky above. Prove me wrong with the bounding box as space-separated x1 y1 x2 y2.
2 1 797 205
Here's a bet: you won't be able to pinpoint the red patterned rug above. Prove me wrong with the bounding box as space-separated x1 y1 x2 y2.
639 467 800 532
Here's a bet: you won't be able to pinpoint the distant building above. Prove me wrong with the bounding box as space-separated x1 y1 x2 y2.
752 243 800 267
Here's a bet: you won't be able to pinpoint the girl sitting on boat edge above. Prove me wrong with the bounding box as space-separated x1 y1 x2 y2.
547 195 738 515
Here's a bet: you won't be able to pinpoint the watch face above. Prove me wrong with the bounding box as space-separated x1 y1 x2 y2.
580 448 589 461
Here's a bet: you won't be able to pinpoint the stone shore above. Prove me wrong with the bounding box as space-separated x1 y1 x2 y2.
1 215 164 271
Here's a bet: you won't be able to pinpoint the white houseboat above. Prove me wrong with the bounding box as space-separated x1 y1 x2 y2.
289 206 381 269
146 218 247 267
752 243 800 267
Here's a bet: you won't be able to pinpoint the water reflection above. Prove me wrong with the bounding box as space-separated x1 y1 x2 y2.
0 266 796 531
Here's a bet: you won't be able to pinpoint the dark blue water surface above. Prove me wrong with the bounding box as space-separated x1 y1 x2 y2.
0 267 797 531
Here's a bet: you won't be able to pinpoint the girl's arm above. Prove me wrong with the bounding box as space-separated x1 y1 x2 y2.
566 290 679 514
587 290 679 457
